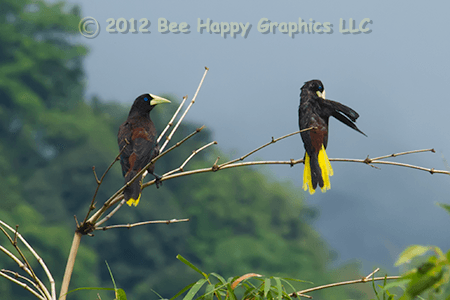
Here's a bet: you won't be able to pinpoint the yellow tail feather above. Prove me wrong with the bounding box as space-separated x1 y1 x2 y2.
126 193 141 207
302 145 334 194
318 145 333 192
302 152 316 195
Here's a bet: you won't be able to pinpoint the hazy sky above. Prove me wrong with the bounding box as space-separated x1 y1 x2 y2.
70 0 450 275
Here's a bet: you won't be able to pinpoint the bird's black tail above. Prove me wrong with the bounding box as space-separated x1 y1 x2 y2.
326 100 366 136
124 172 142 206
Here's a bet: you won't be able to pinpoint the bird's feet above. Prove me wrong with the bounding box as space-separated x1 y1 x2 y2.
153 173 163 188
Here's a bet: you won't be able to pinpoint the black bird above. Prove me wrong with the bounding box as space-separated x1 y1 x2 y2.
298 80 366 194
118 94 170 206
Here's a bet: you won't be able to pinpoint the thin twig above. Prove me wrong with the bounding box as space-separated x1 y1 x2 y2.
157 96 187 144
160 67 209 152
2 269 44 297
291 271 400 298
365 267 380 280
164 141 217 177
332 158 450 175
0 271 45 300
0 245 47 299
83 143 128 224
0 222 53 300
95 196 125 227
95 218 190 231
0 245 28 272
218 128 314 169
370 149 434 161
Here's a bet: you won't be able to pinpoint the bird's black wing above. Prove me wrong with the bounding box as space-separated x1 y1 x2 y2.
118 121 133 177
131 129 158 175
323 99 366 136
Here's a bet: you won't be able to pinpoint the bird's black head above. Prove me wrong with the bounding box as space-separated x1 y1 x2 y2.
301 80 326 99
130 93 171 115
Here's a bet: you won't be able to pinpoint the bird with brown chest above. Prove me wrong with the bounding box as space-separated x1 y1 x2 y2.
118 94 171 206
298 80 366 194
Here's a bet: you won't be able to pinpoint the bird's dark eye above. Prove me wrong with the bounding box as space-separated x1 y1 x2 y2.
318 86 323 91
144 97 149 101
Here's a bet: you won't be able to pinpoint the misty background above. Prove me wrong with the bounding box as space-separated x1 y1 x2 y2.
70 0 450 274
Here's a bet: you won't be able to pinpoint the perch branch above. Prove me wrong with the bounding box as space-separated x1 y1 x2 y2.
142 145 449 189
95 218 190 231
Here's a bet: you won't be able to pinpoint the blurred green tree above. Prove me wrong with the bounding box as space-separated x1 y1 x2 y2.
0 1 370 299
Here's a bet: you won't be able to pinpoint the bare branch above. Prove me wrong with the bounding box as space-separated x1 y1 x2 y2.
164 141 217 177
291 268 400 298
2 269 44 297
370 149 435 161
142 147 449 189
95 196 125 227
0 270 45 300
0 221 54 300
364 267 380 280
0 245 46 299
83 143 128 224
95 218 190 231
218 128 314 169
332 157 450 175
157 95 187 144
59 232 82 300
160 67 209 152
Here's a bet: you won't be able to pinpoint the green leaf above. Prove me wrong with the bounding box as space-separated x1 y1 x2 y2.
395 245 431 266
183 278 207 300
281 277 314 284
105 261 117 290
264 278 271 298
280 278 297 294
65 287 115 297
225 282 237 300
274 277 283 300
436 202 450 216
406 270 443 298
210 273 226 284
177 254 207 278
204 284 215 300
381 279 410 291
170 282 195 300
116 288 127 300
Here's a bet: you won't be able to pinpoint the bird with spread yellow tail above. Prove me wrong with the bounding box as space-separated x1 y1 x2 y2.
299 80 366 194
118 94 171 206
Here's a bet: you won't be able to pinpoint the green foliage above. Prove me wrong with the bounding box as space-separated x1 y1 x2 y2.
374 203 450 299
174 255 298 300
